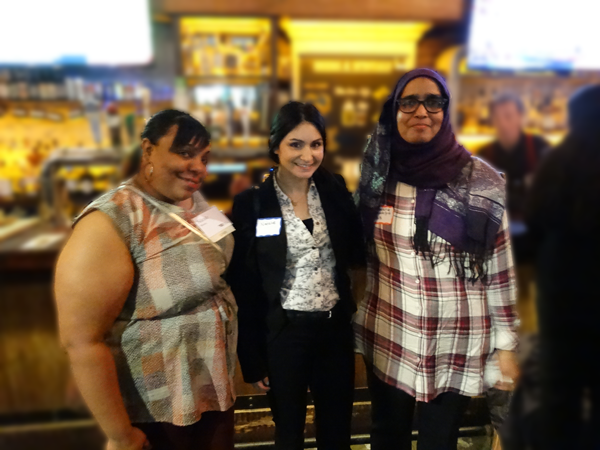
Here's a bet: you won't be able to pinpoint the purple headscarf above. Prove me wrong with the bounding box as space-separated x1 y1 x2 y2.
388 69 472 188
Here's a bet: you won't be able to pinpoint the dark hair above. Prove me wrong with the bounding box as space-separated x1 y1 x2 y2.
490 93 525 115
123 145 142 178
141 109 211 151
268 102 326 163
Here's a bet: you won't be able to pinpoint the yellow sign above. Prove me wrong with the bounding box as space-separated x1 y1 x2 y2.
312 59 405 74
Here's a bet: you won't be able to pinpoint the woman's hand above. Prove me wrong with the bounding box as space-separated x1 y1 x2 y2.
496 350 520 389
106 427 150 450
253 377 271 392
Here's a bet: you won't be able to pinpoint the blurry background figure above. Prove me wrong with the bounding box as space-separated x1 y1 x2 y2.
479 93 549 449
527 84 600 450
479 94 549 333
479 94 549 266
224 173 252 218
228 173 251 200
105 103 123 150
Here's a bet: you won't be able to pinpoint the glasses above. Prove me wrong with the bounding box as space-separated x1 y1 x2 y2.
397 96 447 114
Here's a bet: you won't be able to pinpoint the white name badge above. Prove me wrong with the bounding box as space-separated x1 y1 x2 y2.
376 206 394 225
256 218 282 237
191 206 235 242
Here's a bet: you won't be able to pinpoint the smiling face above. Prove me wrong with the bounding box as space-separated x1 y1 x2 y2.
141 125 210 203
396 77 444 144
274 121 324 180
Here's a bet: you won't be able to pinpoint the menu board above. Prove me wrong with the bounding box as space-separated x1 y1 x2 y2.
299 56 406 157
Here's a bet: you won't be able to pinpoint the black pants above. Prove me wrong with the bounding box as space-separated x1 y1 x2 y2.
133 407 234 450
266 314 355 450
367 368 470 450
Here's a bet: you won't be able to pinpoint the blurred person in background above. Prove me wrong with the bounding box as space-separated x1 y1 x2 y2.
479 94 549 247
224 172 252 219
354 69 520 450
527 85 600 450
228 101 366 450
54 110 237 450
476 90 550 450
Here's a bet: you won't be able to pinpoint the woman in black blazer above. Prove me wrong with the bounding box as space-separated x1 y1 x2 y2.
228 102 366 450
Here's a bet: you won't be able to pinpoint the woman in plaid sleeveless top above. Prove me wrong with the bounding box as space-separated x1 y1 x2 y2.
55 110 237 450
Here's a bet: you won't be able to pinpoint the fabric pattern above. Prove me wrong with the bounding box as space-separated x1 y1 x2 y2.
354 180 518 402
74 180 238 426
273 176 340 311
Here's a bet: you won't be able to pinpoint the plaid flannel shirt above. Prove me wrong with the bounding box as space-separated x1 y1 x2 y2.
354 181 518 402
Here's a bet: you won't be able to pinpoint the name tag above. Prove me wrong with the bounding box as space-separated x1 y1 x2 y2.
375 206 394 225
191 206 235 242
256 218 282 237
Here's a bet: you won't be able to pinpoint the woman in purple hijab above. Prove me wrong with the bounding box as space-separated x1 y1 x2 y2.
354 69 520 449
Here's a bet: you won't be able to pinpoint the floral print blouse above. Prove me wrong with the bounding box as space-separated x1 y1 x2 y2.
273 176 340 311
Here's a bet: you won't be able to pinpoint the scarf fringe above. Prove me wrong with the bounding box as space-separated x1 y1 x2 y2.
413 226 493 285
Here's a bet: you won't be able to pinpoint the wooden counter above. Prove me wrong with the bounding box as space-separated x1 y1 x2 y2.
0 223 70 415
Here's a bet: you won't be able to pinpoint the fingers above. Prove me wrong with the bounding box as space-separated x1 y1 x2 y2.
494 381 514 391
257 380 271 392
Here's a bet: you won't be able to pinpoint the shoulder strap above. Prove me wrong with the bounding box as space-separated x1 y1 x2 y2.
123 185 227 264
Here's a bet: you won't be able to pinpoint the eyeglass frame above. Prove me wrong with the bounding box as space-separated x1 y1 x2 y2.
396 95 448 114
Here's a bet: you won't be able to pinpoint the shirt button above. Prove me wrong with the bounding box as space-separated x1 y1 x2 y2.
411 251 416 256
411 199 415 204
416 278 421 284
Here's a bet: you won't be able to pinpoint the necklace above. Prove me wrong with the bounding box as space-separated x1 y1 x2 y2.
276 172 307 207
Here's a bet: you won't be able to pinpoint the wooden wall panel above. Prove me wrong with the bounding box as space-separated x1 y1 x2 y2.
154 0 464 21
0 280 71 414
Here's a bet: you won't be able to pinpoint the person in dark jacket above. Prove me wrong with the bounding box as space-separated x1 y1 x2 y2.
227 101 366 450
526 84 600 450
478 94 549 241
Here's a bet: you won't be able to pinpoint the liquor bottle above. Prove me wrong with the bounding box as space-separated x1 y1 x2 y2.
0 69 9 99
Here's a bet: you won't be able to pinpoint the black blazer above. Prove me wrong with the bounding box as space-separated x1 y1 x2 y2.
227 167 366 383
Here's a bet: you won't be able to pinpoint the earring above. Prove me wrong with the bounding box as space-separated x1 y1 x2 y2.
144 163 154 182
